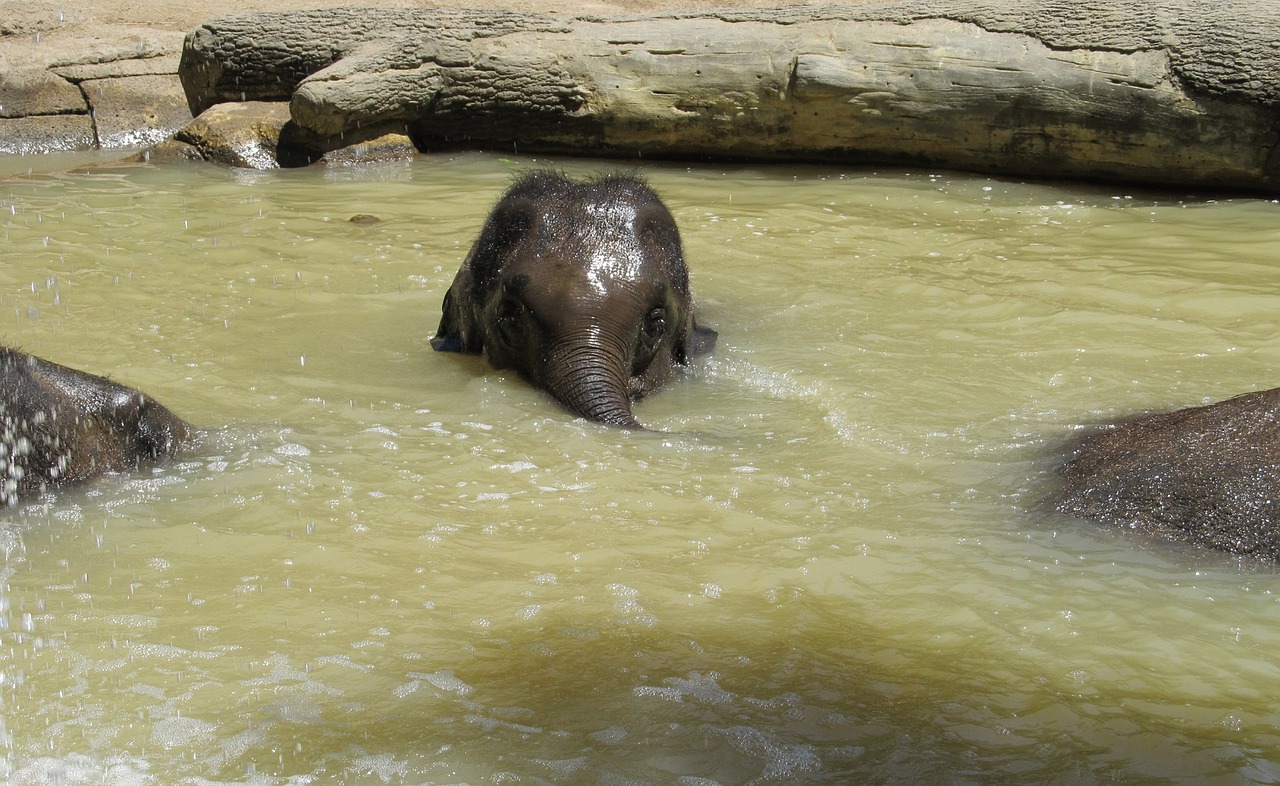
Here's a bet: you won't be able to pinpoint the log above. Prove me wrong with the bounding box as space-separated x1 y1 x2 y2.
179 2 1280 190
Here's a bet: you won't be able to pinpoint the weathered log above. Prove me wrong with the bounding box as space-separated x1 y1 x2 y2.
179 3 1280 189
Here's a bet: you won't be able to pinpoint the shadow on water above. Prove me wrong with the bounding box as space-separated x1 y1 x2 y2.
101 588 1274 785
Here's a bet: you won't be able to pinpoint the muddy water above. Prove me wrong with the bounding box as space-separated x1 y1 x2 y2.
2 151 1279 784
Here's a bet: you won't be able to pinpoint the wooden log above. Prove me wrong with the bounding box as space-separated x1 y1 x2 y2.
179 3 1280 189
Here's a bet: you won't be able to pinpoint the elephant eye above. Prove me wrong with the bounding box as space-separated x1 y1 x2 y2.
495 296 526 346
633 306 668 375
642 306 667 341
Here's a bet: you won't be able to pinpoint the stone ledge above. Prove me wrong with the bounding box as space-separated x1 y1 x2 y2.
84 74 193 149
167 3 1280 191
0 17 188 154
0 67 86 117
0 115 95 155
3 2 1279 191
54 55 183 82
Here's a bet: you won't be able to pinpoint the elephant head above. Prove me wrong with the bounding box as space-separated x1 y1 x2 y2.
432 171 716 427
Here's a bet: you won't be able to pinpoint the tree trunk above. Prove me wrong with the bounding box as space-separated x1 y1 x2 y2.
179 2 1280 191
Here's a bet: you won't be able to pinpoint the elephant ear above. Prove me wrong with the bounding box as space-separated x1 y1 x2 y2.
431 273 481 353
689 319 717 357
670 313 717 366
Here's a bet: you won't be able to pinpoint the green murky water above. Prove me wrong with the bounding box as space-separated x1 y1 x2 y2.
2 151 1280 784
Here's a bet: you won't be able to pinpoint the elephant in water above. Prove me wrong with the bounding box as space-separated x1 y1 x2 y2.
0 347 192 505
1048 386 1280 561
432 171 717 428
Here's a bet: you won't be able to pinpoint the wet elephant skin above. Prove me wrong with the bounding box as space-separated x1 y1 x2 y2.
0 346 192 505
432 171 716 428
1048 386 1280 560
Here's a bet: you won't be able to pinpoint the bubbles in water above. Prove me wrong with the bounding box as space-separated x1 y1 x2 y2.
348 753 409 783
715 726 822 784
635 671 734 705
590 726 627 744
151 716 217 750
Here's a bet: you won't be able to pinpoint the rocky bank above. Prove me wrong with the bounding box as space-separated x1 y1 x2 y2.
3 1 1278 193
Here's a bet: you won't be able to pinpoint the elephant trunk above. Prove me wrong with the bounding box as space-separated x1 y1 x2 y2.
545 339 640 429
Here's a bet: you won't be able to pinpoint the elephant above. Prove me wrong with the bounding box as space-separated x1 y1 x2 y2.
0 346 192 505
432 171 717 428
1047 386 1280 561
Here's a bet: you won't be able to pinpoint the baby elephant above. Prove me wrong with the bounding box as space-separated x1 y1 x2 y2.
432 171 716 428
0 347 192 505
1048 387 1280 560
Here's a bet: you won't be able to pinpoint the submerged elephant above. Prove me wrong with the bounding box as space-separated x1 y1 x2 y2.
1048 386 1280 560
432 171 717 427
0 347 192 505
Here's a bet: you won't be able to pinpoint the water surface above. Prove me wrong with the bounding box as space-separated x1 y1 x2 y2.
2 152 1280 784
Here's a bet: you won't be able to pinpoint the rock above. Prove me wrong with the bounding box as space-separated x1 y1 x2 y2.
153 100 417 168
274 119 419 167
172 100 291 168
0 115 95 155
131 138 205 164
0 14 188 154
0 49 189 153
178 3 1280 191
52 57 181 82
81 74 193 149
0 1 83 38
0 67 85 117
311 130 416 167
